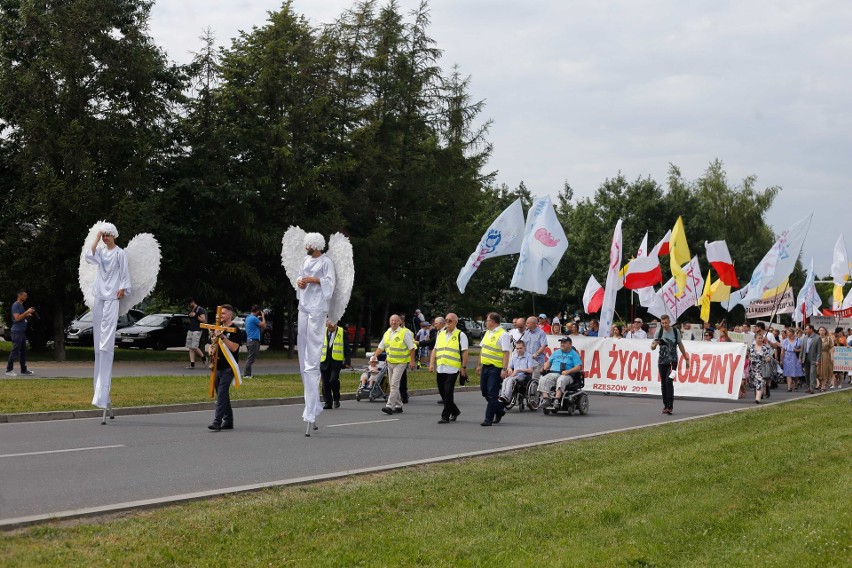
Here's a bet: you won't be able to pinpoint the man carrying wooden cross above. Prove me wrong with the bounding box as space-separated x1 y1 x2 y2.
202 304 242 431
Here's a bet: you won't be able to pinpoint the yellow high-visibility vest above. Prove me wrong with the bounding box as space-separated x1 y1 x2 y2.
479 326 507 367
382 327 412 364
435 328 462 369
321 326 345 362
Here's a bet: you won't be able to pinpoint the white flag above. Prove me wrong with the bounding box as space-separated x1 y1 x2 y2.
831 234 850 286
843 286 852 310
742 214 812 303
582 274 604 314
457 199 526 293
510 196 568 294
793 259 822 323
723 284 751 312
598 219 623 338
648 257 704 321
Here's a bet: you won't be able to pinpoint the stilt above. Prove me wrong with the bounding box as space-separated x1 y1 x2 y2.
101 407 107 425
108 403 115 420
305 421 318 436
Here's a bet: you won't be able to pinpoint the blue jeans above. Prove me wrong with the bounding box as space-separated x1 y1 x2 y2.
6 330 27 373
480 364 503 423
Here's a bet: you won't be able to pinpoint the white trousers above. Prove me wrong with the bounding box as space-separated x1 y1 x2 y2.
92 298 119 409
298 310 325 423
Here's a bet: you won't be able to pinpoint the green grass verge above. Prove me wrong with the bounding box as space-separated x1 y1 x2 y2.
2 393 849 566
0 371 448 414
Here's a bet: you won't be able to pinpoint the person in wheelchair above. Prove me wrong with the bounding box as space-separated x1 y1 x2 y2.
499 340 535 404
538 336 583 409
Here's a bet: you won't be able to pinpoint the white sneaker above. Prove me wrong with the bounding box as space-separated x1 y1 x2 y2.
5 371 16 376
243 375 252 379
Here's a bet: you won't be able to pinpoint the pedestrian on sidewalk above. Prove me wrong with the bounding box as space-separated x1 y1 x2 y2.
244 305 266 378
6 289 36 376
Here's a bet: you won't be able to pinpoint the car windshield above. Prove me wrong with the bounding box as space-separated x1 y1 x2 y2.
77 312 93 322
135 315 169 327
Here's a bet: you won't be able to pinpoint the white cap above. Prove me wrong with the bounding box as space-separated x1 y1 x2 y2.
304 232 326 251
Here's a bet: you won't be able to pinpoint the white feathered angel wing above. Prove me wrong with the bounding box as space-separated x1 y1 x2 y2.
326 233 354 324
120 233 161 315
78 222 106 310
281 226 306 292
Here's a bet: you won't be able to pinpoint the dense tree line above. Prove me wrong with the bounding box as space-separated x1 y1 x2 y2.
0 0 786 359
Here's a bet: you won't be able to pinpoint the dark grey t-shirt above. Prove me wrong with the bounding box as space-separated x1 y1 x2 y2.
655 327 680 364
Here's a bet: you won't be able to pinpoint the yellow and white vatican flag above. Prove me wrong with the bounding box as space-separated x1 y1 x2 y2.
219 338 243 388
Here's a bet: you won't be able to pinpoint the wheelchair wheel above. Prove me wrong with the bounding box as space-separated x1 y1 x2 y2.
565 404 574 416
526 379 540 411
368 393 375 402
578 393 589 415
356 390 362 401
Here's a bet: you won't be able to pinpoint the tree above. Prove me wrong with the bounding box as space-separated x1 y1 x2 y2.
0 0 182 359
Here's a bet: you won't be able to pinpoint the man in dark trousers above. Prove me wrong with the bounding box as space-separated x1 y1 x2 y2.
320 319 351 409
207 304 242 431
6 289 35 376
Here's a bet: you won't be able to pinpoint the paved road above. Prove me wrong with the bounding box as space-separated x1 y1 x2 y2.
0 386 818 527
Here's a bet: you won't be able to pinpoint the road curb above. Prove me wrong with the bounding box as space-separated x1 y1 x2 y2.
0 386 481 424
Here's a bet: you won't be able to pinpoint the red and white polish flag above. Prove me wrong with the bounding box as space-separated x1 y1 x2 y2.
705 240 739 287
583 274 604 314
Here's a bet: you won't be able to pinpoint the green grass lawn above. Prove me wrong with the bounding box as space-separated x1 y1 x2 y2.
0 341 315 362
0 371 447 414
1 393 849 566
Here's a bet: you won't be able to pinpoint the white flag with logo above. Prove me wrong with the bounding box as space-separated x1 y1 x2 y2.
598 219 623 338
510 196 568 294
793 259 822 323
742 214 812 304
457 199 526 293
648 256 704 321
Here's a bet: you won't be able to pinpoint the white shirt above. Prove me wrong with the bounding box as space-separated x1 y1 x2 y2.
297 254 336 314
377 327 416 351
436 329 469 374
626 329 647 339
85 246 131 301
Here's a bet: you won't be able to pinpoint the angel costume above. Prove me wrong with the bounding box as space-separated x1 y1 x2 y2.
80 221 160 417
282 228 353 434
85 228 131 410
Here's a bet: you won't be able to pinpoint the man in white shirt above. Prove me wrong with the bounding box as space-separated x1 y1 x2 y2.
625 318 647 339
373 314 416 415
429 313 468 423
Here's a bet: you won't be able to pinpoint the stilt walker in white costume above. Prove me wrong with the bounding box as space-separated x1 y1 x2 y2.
282 228 353 436
79 221 160 424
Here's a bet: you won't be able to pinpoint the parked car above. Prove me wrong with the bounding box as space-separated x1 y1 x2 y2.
115 313 191 350
65 309 145 346
500 322 514 332
232 313 273 345
457 318 483 339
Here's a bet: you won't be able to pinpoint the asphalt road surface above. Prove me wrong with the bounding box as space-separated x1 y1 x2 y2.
0 386 816 528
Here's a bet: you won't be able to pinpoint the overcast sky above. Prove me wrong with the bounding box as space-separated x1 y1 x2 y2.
149 0 852 279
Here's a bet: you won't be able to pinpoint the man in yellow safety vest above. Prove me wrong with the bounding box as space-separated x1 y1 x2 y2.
320 319 350 409
429 313 468 424
476 312 512 426
372 314 416 415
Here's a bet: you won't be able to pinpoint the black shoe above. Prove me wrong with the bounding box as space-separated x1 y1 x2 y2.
494 411 506 424
393 408 403 414
381 407 394 415
438 418 450 424
220 423 234 430
334 401 340 408
402 397 409 404
450 412 460 422
208 423 221 431
323 404 333 410
480 421 492 426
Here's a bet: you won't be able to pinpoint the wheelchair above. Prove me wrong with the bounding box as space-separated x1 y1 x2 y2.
501 374 540 412
540 372 588 416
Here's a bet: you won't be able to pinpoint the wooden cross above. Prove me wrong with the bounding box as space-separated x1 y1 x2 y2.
201 305 237 398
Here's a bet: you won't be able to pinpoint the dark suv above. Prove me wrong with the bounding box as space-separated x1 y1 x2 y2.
115 313 191 350
65 309 145 346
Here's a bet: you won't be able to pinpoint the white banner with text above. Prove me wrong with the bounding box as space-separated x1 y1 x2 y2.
544 336 747 400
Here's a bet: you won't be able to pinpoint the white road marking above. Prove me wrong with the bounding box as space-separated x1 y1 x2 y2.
325 418 399 428
0 444 124 459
